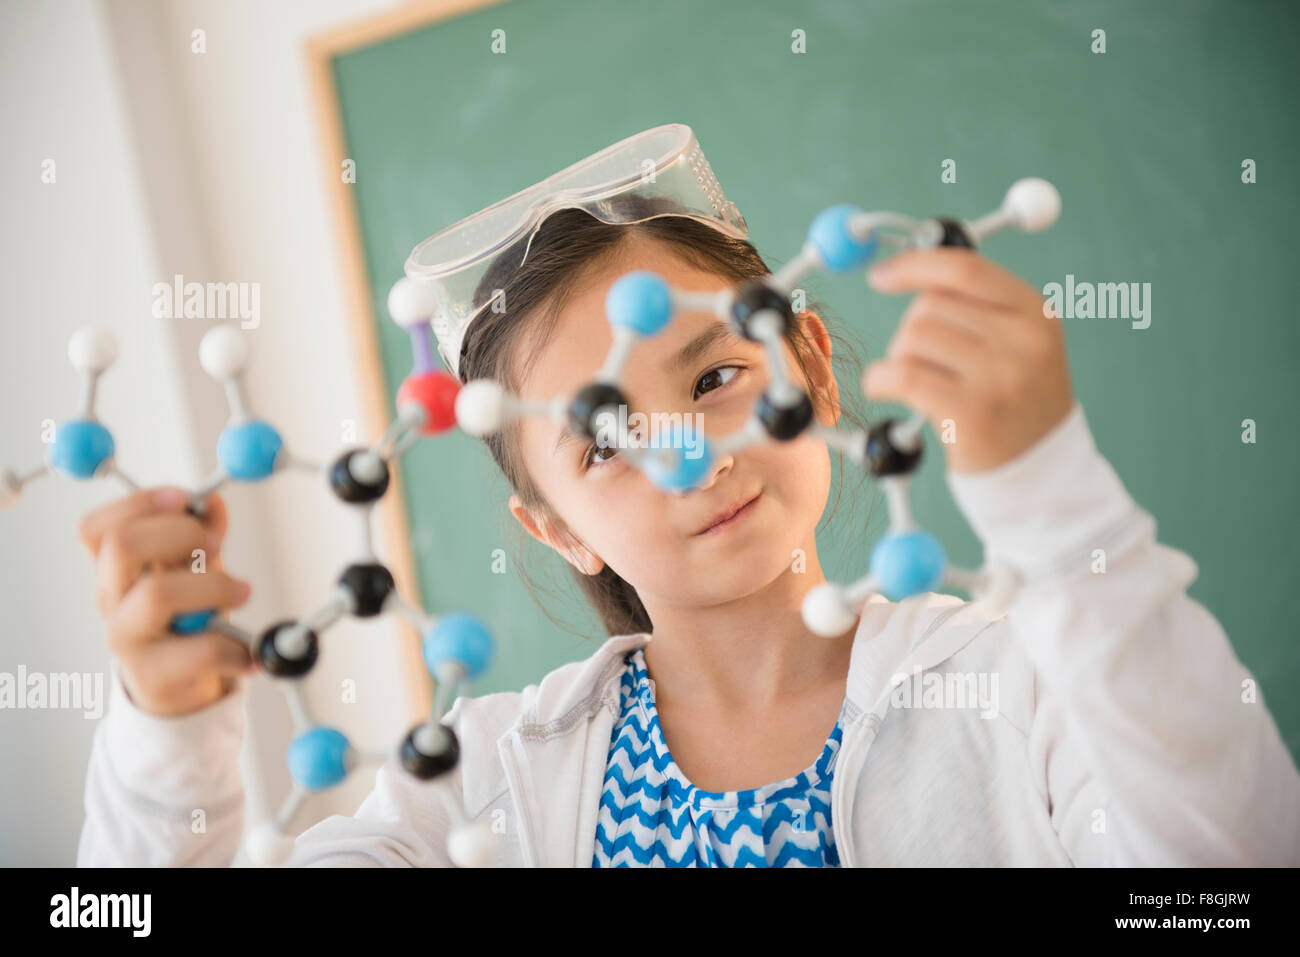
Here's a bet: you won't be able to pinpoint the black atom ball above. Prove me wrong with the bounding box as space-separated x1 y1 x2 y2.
567 382 627 442
337 562 395 617
934 217 977 249
863 419 923 477
329 448 390 504
400 723 460 780
256 619 319 678
730 280 795 341
756 389 814 441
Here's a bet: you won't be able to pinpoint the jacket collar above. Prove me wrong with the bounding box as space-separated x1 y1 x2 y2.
506 594 999 743
846 594 1000 714
517 632 651 733
495 596 999 866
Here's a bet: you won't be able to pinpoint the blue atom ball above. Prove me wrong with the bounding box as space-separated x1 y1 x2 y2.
643 422 714 492
217 420 282 481
49 419 115 480
869 530 947 600
169 609 216 635
287 727 352 791
423 614 495 681
605 271 673 337
807 205 880 273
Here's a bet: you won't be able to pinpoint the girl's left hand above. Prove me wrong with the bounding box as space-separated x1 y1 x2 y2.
861 247 1075 474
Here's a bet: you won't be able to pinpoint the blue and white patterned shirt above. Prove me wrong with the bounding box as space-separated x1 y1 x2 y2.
593 647 845 867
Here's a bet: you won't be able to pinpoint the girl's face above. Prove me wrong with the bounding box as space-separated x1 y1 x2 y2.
509 234 841 614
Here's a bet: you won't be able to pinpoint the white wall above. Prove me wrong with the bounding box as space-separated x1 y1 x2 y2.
0 0 422 865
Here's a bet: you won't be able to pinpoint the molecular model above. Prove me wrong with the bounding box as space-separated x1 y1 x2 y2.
3 177 1058 867
451 178 1062 637
1 292 501 868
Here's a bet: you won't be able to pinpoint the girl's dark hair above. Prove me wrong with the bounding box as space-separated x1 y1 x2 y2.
459 196 873 639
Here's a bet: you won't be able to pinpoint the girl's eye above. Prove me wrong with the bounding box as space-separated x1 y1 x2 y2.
694 365 742 400
582 442 619 469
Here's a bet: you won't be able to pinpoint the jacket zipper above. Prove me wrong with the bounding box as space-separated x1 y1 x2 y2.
499 733 539 867
832 608 981 867
832 703 888 868
832 717 861 867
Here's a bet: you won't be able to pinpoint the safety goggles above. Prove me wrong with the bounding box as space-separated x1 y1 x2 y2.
403 124 749 379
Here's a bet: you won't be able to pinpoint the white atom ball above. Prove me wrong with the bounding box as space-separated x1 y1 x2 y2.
244 821 295 867
67 326 118 373
1003 178 1061 233
199 325 250 380
387 278 439 328
447 821 497 868
801 583 858 638
455 379 508 437
350 450 385 484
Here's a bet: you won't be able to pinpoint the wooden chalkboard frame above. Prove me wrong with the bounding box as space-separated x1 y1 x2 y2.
303 0 514 709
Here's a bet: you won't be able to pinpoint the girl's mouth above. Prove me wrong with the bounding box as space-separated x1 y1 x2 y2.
695 491 762 537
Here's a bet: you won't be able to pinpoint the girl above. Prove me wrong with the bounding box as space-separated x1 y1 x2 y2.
75 127 1299 867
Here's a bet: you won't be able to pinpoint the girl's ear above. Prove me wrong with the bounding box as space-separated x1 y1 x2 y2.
508 493 606 576
797 311 841 426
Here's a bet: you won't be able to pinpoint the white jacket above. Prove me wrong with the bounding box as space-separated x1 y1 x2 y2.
76 404 1300 867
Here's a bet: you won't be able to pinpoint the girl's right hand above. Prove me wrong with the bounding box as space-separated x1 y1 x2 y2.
78 486 255 718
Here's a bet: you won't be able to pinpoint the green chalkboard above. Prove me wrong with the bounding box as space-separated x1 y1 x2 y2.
326 0 1300 759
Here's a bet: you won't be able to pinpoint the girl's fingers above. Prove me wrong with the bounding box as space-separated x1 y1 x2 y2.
862 355 963 423
888 305 995 380
191 493 229 548
121 633 254 691
96 513 210 612
894 288 1022 343
869 247 1044 314
78 486 189 557
107 569 251 655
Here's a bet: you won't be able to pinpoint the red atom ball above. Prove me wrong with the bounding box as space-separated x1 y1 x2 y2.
397 371 460 435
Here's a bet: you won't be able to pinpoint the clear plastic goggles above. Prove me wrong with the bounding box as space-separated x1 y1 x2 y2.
403 124 749 378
